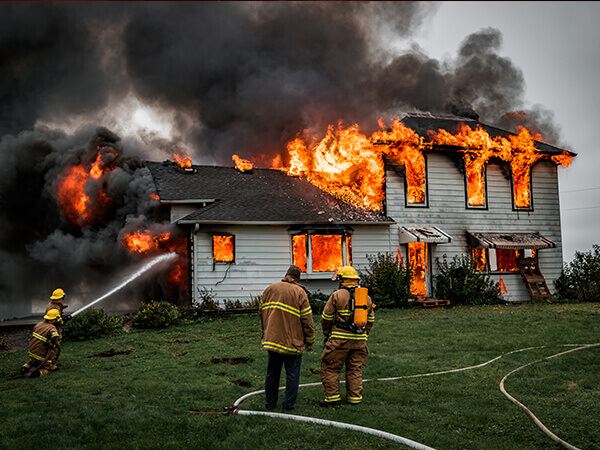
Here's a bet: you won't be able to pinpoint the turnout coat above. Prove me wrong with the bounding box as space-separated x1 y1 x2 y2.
260 276 315 355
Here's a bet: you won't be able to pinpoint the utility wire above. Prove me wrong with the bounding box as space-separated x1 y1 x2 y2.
561 205 600 212
560 186 600 194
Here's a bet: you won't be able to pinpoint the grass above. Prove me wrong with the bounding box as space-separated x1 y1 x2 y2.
1 303 599 449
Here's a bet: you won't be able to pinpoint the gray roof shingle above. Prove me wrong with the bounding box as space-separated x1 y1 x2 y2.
146 161 393 225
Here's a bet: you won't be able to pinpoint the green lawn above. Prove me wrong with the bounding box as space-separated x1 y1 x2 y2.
1 303 599 449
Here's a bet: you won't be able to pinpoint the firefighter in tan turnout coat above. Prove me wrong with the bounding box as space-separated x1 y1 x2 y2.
45 288 69 369
20 309 62 378
260 265 315 411
320 266 374 406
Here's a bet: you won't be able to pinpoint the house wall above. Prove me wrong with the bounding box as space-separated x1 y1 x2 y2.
190 224 391 304
386 153 564 302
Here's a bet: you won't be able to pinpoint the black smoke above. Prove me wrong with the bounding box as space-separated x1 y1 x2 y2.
0 2 566 317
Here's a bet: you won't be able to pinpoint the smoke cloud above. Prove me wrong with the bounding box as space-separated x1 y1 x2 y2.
0 2 566 317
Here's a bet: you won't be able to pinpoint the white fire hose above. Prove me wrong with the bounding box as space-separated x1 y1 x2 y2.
233 343 600 449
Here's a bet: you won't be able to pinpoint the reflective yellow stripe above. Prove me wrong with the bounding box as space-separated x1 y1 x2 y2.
262 341 301 355
347 396 362 404
330 331 368 341
325 394 341 402
367 316 375 323
32 332 51 344
261 302 301 317
336 309 352 317
300 306 312 316
306 336 315 344
51 332 61 339
321 312 334 320
28 352 52 363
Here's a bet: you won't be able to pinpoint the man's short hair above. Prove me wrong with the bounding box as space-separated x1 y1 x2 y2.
286 265 302 280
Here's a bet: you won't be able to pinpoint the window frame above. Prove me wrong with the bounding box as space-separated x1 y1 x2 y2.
290 229 352 275
471 248 538 273
404 154 429 208
212 233 235 264
464 163 488 210
511 168 535 211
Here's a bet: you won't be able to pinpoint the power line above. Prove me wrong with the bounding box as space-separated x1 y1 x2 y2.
560 186 600 194
562 205 600 212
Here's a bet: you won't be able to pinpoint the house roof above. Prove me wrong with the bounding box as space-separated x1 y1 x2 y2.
399 112 575 156
145 161 394 225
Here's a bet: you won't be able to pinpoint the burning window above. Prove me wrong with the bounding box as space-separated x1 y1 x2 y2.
472 248 537 272
213 234 235 263
408 242 428 297
465 158 487 208
292 232 351 273
402 153 427 207
511 167 534 210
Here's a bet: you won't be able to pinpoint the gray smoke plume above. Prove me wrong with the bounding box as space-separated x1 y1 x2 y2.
0 2 567 317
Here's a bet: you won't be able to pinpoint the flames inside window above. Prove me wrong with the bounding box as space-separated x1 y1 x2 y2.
472 248 537 272
465 157 486 207
408 242 428 297
292 232 350 273
512 167 533 209
213 235 234 263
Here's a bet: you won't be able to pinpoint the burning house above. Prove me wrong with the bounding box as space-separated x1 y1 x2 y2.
147 112 575 304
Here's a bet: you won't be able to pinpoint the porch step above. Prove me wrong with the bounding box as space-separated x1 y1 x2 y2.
412 298 451 308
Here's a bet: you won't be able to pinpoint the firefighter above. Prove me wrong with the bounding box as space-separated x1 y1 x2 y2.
45 288 69 369
320 265 374 406
20 309 62 378
260 265 315 412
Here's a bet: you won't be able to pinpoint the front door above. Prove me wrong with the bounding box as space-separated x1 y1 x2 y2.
408 242 430 298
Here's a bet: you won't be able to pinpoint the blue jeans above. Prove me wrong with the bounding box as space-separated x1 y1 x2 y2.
265 351 302 410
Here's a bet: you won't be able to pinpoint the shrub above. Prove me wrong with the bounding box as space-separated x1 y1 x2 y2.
131 300 182 329
307 290 329 314
63 308 125 341
434 255 503 305
359 252 414 308
555 244 600 302
193 287 219 310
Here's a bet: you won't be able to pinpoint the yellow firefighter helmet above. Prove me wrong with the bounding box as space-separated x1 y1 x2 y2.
44 309 61 321
50 288 66 300
336 265 360 280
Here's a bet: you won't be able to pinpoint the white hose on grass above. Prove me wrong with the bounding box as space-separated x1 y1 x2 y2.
499 343 600 450
233 344 600 449
236 410 436 450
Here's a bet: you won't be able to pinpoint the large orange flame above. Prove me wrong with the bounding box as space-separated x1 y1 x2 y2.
292 234 307 272
57 147 116 227
213 235 234 262
121 229 188 288
408 242 427 297
311 235 343 272
232 154 253 172
275 118 570 212
173 148 192 169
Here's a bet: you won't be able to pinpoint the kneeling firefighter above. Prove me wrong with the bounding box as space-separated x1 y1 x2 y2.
20 309 62 378
45 288 70 370
320 265 374 406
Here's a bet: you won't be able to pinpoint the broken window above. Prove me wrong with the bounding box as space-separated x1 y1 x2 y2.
404 154 428 207
213 234 235 263
292 232 351 273
472 248 537 272
465 159 487 208
511 167 534 210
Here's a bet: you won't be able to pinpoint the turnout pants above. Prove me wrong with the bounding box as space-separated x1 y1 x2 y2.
321 339 368 404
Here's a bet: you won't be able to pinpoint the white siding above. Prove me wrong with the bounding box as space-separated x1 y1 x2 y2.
386 153 564 302
191 224 391 304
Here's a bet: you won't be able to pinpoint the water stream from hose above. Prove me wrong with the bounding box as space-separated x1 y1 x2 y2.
71 253 178 317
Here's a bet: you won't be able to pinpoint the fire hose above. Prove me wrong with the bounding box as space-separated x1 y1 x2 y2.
230 343 600 450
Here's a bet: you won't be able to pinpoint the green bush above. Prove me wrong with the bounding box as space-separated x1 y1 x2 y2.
359 252 414 308
555 244 600 302
434 255 503 305
131 300 182 329
307 289 329 314
63 308 125 341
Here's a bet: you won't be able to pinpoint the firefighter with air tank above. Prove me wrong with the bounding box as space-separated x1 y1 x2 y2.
320 265 374 407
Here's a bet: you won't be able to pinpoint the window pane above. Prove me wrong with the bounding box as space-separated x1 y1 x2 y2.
472 248 487 271
213 235 234 262
292 234 307 272
311 234 342 272
496 249 520 272
465 156 486 206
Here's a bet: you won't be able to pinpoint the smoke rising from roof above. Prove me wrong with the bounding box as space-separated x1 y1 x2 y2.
0 2 567 317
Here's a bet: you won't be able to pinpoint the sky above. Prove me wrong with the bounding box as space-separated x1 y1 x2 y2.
411 1 600 261
0 1 598 316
